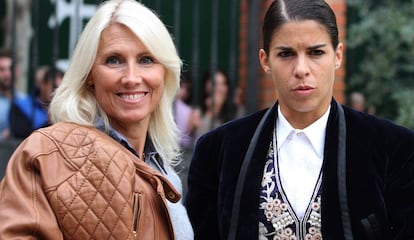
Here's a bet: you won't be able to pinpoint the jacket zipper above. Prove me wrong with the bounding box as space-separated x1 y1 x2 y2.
132 192 142 240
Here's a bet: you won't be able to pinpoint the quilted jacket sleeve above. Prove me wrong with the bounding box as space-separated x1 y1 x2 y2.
0 135 64 239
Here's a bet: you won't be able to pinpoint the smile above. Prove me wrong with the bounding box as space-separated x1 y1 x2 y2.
118 92 147 100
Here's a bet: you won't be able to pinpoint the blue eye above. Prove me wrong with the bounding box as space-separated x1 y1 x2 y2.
105 56 121 65
139 56 155 65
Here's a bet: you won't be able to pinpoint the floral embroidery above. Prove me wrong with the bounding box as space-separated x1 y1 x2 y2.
258 138 323 240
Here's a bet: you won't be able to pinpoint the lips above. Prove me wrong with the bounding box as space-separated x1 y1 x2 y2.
294 85 314 91
293 85 315 96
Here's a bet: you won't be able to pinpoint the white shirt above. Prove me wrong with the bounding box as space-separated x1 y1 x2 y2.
276 106 330 219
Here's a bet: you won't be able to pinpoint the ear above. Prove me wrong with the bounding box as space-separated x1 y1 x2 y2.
259 49 271 73
85 76 94 89
335 43 344 69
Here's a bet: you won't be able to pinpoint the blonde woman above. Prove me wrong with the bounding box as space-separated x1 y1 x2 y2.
0 0 193 239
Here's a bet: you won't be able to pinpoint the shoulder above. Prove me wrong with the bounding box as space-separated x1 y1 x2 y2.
31 122 125 163
342 106 414 164
36 122 102 144
15 91 26 98
12 95 33 109
343 106 414 139
16 122 103 156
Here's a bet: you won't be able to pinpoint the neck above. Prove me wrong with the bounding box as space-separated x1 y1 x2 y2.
111 119 149 158
280 106 330 130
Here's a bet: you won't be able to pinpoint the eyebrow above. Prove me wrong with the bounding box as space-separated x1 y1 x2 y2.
99 50 152 58
274 43 327 51
308 43 327 50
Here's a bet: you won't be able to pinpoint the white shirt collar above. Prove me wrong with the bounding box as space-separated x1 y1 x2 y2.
277 105 331 158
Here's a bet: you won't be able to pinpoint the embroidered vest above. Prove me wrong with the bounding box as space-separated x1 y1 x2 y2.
258 138 323 240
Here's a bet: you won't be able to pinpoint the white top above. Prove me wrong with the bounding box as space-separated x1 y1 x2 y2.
276 106 330 219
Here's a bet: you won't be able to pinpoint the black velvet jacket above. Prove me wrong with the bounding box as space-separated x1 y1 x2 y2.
185 100 414 240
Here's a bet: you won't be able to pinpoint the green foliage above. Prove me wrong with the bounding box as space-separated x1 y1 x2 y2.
346 0 414 128
394 89 414 127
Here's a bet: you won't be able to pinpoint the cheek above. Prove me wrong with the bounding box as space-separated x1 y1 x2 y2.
270 60 289 75
150 68 165 88
271 68 291 87
219 87 228 97
94 87 111 110
90 77 114 107
154 81 165 99
319 62 336 82
272 78 287 92
90 68 114 92
147 72 165 101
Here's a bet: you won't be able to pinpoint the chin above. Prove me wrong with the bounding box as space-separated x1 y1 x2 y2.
289 101 315 113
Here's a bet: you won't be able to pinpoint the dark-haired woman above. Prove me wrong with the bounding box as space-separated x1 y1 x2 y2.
185 0 414 239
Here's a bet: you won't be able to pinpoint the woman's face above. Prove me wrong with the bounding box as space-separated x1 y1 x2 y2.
89 23 165 131
260 20 343 123
205 72 228 100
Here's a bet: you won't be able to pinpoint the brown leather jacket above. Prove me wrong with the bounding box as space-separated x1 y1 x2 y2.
0 122 181 239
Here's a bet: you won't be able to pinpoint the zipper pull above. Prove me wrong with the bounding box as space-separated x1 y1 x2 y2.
132 192 142 240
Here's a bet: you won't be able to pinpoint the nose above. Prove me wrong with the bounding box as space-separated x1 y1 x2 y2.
294 55 310 79
122 61 142 85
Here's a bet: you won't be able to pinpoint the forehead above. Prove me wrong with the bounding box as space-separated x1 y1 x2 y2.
98 24 145 51
214 72 226 80
271 20 331 47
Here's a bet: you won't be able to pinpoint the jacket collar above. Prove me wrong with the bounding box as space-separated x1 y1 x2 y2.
94 118 167 174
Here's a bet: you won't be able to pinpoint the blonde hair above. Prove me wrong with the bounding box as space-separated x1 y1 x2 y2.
49 0 182 165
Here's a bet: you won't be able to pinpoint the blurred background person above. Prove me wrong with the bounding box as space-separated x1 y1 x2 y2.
195 68 237 139
173 70 201 196
0 48 25 140
0 49 13 140
0 49 25 178
9 65 64 139
347 91 365 112
233 85 247 118
174 70 200 149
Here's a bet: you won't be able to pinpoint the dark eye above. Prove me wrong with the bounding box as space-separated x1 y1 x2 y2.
105 56 121 66
278 51 294 58
309 49 324 56
139 56 155 65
